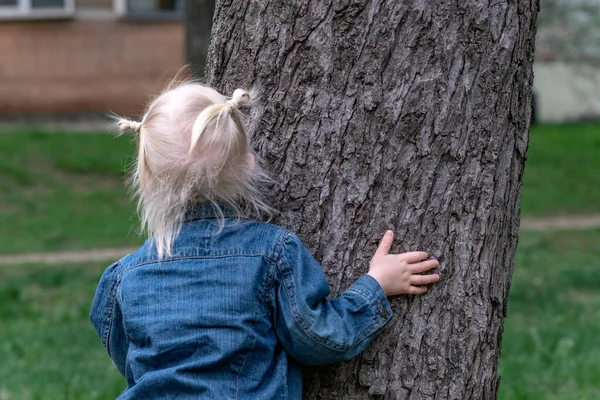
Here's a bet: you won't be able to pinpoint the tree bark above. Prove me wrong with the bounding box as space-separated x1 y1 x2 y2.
202 1 539 398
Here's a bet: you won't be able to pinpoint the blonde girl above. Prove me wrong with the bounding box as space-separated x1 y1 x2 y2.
91 78 440 399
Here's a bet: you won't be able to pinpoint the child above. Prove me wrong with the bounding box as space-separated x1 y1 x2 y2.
90 81 440 399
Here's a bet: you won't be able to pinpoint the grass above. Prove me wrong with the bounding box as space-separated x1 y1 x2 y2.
0 123 598 254
0 229 598 398
521 123 600 217
498 229 600 400
0 263 125 399
0 123 598 398
0 130 142 254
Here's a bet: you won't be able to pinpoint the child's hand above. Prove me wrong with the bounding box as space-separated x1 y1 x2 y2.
367 231 440 296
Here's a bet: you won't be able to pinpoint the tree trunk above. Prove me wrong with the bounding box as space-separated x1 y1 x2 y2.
202 1 539 398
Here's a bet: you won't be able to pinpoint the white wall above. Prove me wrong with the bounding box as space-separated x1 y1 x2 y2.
534 62 600 123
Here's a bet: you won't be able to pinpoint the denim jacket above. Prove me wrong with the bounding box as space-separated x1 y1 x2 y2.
90 203 393 399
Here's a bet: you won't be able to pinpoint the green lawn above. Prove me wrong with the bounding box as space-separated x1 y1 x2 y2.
498 229 600 400
0 124 599 254
0 130 141 254
1 229 598 398
521 123 600 217
0 263 125 399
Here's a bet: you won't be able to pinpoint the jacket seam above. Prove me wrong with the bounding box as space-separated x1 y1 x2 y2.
235 322 258 400
121 253 279 274
272 228 289 262
345 287 386 336
346 286 376 305
102 261 122 357
259 257 277 320
348 277 393 328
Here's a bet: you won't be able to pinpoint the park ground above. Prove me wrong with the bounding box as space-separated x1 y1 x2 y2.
0 123 599 399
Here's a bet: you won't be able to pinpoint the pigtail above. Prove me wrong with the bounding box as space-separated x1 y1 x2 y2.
228 89 252 109
112 116 151 197
116 118 142 134
189 89 252 166
189 103 230 155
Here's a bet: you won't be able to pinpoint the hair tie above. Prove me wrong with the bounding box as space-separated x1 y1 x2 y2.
130 121 142 132
117 119 142 133
227 89 251 109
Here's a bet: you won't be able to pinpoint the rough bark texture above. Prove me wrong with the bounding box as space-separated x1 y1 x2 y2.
202 1 539 398
185 0 215 76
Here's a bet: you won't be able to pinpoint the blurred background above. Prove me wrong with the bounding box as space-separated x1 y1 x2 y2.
0 0 598 399
0 0 186 117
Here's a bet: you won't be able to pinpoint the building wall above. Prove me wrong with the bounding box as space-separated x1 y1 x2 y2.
76 0 112 10
0 19 184 115
4 18 597 123
534 62 600 123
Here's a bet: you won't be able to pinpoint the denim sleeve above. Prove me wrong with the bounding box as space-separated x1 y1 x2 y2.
273 232 393 366
90 260 129 376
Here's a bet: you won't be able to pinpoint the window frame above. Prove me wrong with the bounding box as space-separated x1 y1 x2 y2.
0 0 75 19
0 0 182 19
114 0 183 20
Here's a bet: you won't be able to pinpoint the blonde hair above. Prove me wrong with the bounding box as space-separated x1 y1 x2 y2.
115 82 273 259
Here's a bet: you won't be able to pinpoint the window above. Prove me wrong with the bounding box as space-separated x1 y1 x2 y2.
115 0 182 19
0 0 74 18
0 0 182 18
32 0 66 6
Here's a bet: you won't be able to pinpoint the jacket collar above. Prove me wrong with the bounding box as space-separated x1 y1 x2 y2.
184 202 240 222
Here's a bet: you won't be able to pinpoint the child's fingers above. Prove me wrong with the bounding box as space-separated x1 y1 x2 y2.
409 274 440 285
399 251 428 263
406 286 428 295
375 230 394 257
410 259 439 273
